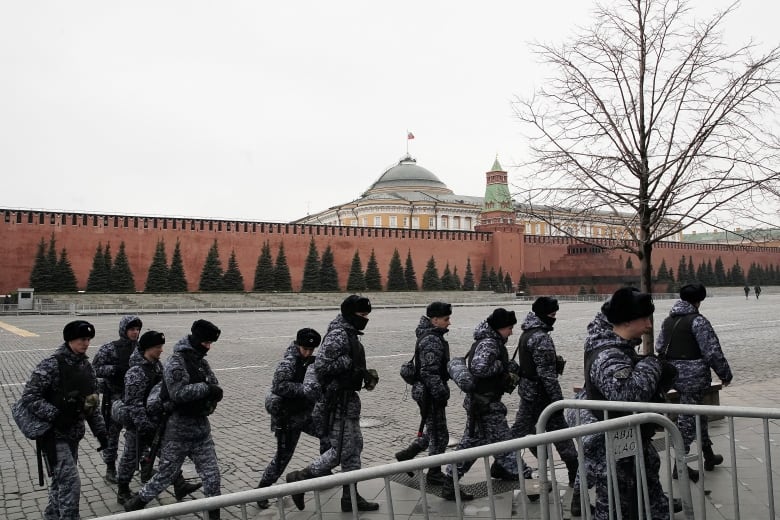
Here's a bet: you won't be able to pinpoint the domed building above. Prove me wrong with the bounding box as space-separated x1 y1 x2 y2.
294 154 484 231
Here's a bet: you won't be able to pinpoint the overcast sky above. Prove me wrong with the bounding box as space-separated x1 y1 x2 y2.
1 1 777 224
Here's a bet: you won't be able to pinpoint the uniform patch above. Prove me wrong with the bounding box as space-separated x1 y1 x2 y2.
171 368 186 382
613 367 632 379
423 351 437 364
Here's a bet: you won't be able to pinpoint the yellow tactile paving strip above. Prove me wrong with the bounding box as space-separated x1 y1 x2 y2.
0 321 38 337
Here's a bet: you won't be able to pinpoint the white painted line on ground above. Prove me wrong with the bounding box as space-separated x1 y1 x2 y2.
214 365 269 371
0 348 52 353
1 382 25 387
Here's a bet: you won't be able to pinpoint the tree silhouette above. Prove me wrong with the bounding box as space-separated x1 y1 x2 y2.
199 240 225 292
440 262 455 290
103 243 113 291
253 241 275 292
452 266 462 290
503 272 513 293
730 260 745 286
488 267 498 292
145 240 169 293
404 250 418 291
346 250 367 292
301 238 321 292
86 243 110 292
364 249 382 291
110 242 135 292
319 245 340 291
714 257 727 286
55 248 78 292
274 242 293 292
462 258 475 291
168 240 188 292
45 235 58 290
386 249 406 291
477 260 490 290
29 237 50 291
223 250 245 291
422 256 442 290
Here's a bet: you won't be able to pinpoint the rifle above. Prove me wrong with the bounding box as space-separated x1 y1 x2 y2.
141 416 167 480
334 390 349 464
100 389 112 427
35 432 55 487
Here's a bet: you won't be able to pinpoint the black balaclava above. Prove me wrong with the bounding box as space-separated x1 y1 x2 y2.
340 295 372 331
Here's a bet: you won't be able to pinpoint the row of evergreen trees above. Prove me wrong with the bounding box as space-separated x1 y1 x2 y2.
655 256 780 287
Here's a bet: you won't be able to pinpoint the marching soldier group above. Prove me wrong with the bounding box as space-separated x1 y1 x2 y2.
15 287 732 519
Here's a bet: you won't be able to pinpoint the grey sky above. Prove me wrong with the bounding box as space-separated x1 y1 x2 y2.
1 1 776 223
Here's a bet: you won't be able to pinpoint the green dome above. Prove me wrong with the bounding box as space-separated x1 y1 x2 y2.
364 154 453 195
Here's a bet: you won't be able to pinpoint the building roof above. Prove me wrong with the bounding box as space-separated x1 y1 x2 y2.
363 154 453 196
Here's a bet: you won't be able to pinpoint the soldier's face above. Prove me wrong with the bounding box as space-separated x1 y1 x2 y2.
68 337 91 354
145 345 163 361
126 327 141 341
298 346 315 358
622 316 652 339
431 315 451 329
497 325 514 339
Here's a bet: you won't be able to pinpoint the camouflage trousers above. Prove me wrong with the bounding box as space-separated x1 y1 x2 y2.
447 408 519 479
409 403 449 456
669 362 712 453
588 436 669 520
44 440 81 520
308 416 362 476
259 421 325 486
511 398 577 462
138 435 220 502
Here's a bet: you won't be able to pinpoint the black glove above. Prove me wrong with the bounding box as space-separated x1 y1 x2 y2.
658 361 678 393
96 433 109 451
208 384 224 402
503 372 520 393
555 355 566 375
341 369 365 391
363 369 379 391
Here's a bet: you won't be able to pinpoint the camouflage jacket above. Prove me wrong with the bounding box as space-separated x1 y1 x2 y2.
411 315 450 404
123 348 161 435
516 312 563 402
93 315 141 396
314 314 367 419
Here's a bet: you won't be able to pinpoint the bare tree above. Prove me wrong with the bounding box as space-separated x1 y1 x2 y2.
514 0 780 299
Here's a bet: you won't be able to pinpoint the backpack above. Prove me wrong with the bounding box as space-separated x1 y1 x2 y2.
447 340 479 392
399 332 434 385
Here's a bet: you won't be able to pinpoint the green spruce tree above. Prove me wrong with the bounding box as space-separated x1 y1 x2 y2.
488 267 498 292
55 249 78 292
273 243 293 292
462 258 475 291
422 256 442 290
103 243 113 292
346 250 367 292
199 240 225 292
223 250 245 291
46 234 59 291
404 250 418 291
29 237 50 291
110 242 135 292
86 243 111 292
319 245 340 291
452 266 462 290
730 260 745 286
656 259 670 281
364 249 382 291
677 256 687 285
440 262 455 290
168 240 188 292
145 240 170 293
518 273 531 296
386 249 406 291
301 238 321 292
714 257 727 286
504 272 513 293
253 241 275 292
477 260 491 290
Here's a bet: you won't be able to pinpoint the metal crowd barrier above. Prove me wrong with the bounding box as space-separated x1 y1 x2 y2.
96 413 692 520
537 400 780 520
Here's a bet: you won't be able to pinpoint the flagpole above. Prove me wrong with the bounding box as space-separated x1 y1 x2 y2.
406 130 409 155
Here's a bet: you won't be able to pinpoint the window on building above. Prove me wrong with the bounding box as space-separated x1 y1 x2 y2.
428 217 435 228
389 216 397 227
441 216 449 229
374 216 381 227
402 217 409 227
412 217 420 229
535 223 541 234
465 217 472 230
453 216 461 229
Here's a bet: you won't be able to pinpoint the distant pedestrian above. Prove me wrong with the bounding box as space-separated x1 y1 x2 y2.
656 284 733 482
755 285 761 299
744 285 750 299
255 327 323 509
395 301 453 486
16 320 108 520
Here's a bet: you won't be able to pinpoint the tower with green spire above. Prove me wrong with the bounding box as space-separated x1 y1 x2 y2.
478 157 516 227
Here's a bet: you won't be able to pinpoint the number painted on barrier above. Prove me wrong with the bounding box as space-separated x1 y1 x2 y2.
612 427 637 459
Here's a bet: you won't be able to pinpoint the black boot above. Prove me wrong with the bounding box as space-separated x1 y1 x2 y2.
672 463 700 483
564 458 579 488
124 494 150 512
489 462 519 481
173 472 202 501
703 445 724 471
570 487 594 517
286 467 313 511
208 509 220 520
340 484 380 512
116 482 132 505
442 474 474 501
426 466 445 486
255 482 271 509
395 443 424 462
105 462 117 484
139 456 156 483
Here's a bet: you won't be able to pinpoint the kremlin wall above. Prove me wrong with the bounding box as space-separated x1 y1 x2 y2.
2 157 779 296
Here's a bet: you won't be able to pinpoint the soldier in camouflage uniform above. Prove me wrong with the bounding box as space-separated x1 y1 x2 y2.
93 315 143 483
17 320 108 520
255 328 323 509
510 297 582 511
286 295 380 512
116 331 201 505
394 301 453 486
124 320 224 520
655 283 733 481
443 308 522 501
580 287 678 520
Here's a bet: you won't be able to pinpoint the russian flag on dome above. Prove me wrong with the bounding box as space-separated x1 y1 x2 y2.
407 131 415 140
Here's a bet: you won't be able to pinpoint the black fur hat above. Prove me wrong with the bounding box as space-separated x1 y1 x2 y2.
63 320 95 342
532 297 559 317
341 295 371 316
139 330 165 350
296 328 321 349
486 308 517 330
191 319 221 343
602 287 655 324
426 301 452 318
680 283 707 304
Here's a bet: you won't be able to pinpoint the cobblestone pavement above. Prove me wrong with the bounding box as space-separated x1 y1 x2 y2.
0 292 777 519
